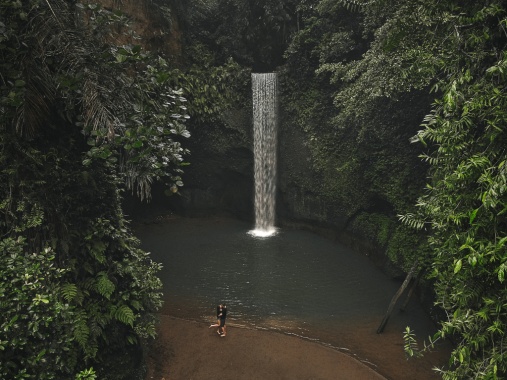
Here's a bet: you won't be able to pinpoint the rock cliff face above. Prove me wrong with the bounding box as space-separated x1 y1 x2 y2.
170 108 255 220
98 0 182 60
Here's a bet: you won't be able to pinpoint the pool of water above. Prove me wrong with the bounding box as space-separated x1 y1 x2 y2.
135 216 438 347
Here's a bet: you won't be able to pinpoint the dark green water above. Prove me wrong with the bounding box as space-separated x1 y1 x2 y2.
135 216 438 356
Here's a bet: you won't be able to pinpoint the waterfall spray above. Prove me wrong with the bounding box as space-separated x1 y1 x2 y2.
250 73 278 237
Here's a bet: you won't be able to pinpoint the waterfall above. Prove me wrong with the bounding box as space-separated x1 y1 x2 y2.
250 73 278 237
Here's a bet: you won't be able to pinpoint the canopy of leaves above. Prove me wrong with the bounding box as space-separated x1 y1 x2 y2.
280 1 507 375
0 0 188 378
400 2 507 378
181 0 300 71
280 0 430 269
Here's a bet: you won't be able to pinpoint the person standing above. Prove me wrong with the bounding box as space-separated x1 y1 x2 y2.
209 304 222 331
218 303 227 337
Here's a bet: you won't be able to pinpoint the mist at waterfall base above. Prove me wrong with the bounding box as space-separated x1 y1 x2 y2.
135 217 439 356
250 73 278 238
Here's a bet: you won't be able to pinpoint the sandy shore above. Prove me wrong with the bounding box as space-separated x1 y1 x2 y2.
144 315 448 380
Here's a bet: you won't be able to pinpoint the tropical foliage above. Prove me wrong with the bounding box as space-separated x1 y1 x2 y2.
281 0 430 271
0 0 188 378
180 0 300 71
288 0 507 378
400 2 507 378
4 0 507 378
206 0 507 377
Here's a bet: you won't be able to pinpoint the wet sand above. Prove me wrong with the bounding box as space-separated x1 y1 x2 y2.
145 315 449 380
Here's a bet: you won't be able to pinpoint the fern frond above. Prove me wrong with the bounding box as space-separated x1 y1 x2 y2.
73 311 90 350
82 277 96 291
95 272 115 300
126 334 138 345
403 327 422 358
90 240 107 263
398 213 427 230
88 318 103 340
130 299 142 311
143 321 157 339
61 283 78 302
112 304 135 326
335 0 380 12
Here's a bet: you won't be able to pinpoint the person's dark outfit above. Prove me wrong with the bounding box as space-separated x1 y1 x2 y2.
219 305 227 336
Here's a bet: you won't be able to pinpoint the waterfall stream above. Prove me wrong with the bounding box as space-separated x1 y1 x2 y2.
250 73 278 237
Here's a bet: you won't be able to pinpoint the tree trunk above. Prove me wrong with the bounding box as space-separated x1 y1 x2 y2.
400 270 423 312
376 262 418 334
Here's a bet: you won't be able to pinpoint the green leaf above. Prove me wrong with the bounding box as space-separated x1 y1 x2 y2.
115 54 127 63
454 259 462 274
469 208 478 224
98 149 112 159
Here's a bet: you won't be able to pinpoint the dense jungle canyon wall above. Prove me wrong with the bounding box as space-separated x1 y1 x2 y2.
120 1 431 281
6 2 507 378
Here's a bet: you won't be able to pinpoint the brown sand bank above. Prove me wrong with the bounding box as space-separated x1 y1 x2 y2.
145 315 448 380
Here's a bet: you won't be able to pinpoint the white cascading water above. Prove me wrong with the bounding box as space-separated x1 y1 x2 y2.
249 73 278 237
